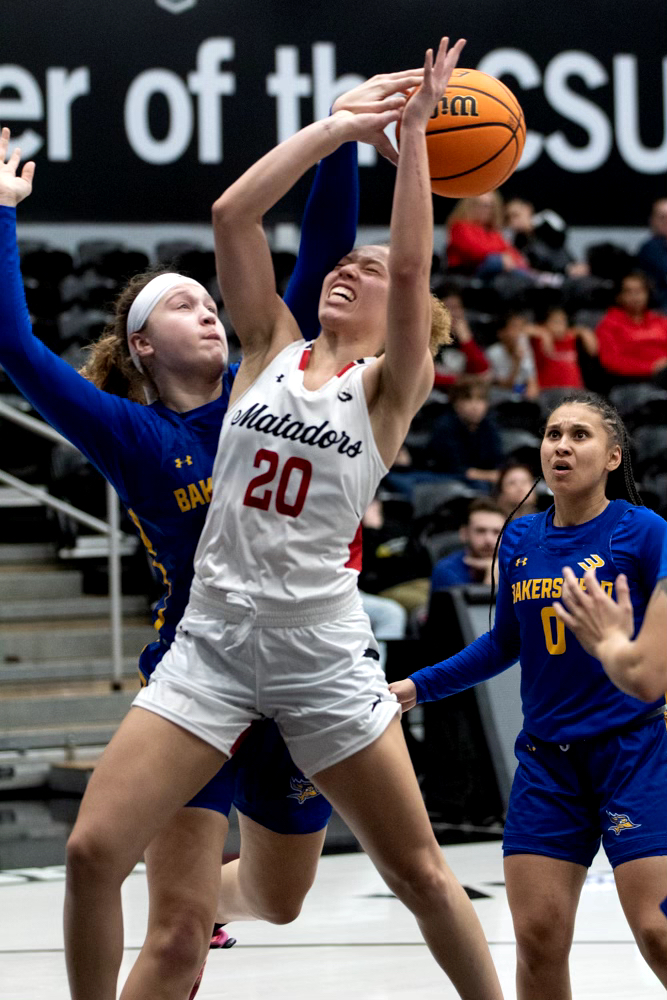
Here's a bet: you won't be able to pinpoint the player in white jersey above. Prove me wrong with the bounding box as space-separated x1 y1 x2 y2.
66 38 504 1000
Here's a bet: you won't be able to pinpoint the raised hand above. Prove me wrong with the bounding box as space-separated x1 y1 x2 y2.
553 566 635 658
0 127 35 207
332 70 425 163
401 36 466 130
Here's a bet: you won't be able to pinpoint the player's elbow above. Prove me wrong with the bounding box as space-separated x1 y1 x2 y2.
212 190 246 229
629 672 666 704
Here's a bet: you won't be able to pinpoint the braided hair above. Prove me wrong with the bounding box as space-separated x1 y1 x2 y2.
488 390 642 628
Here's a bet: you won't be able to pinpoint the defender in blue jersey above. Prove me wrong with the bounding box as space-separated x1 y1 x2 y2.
392 391 667 997
0 77 413 1000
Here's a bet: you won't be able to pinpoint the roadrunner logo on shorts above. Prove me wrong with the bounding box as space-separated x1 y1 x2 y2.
607 810 641 835
287 776 319 804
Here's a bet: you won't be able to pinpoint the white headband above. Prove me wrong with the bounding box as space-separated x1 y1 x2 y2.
126 273 205 373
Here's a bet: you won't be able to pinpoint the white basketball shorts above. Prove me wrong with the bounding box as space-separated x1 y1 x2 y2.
133 587 400 777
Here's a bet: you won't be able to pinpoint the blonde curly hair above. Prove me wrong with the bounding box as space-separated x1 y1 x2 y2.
429 294 452 356
79 269 168 403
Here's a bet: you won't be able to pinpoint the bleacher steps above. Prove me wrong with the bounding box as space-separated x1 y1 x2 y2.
0 594 148 622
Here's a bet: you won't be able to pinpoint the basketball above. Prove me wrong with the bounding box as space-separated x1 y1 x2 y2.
397 67 526 198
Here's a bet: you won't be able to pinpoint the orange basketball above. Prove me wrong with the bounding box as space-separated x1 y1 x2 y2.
397 67 526 198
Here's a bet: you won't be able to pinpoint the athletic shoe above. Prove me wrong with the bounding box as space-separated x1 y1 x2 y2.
188 928 237 999
210 925 237 949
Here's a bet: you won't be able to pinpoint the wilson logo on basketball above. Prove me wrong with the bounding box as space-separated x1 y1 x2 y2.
430 95 479 119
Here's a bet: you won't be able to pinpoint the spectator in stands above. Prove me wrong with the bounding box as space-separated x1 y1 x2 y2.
445 192 529 278
504 198 588 277
485 310 540 399
359 494 432 617
495 462 539 519
527 304 597 389
596 271 667 384
637 198 667 311
424 375 504 485
431 498 505 590
432 283 490 388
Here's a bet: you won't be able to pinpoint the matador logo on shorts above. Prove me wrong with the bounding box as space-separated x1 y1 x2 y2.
155 0 198 13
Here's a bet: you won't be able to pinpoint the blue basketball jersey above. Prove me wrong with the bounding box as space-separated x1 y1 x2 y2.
413 500 667 742
660 531 667 581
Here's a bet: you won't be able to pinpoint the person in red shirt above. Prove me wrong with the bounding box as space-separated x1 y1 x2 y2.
445 191 528 277
528 304 597 389
596 271 667 381
432 284 490 388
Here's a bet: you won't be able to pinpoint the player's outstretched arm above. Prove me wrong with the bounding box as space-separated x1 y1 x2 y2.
211 87 412 359
554 566 667 702
285 71 424 340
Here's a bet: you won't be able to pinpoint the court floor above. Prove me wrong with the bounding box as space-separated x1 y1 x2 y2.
0 840 664 999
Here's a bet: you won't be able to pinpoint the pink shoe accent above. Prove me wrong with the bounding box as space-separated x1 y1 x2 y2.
210 926 237 949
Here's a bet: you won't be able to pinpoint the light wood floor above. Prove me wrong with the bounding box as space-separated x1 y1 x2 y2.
0 842 664 998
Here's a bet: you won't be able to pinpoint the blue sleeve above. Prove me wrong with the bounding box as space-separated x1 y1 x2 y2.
283 141 359 341
412 527 523 702
0 206 141 496
660 533 667 581
612 506 667 596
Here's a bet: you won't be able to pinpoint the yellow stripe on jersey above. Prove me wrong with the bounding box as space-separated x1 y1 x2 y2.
127 508 172 633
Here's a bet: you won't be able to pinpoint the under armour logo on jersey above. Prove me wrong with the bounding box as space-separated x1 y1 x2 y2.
174 455 193 468
338 390 353 402
515 557 528 567
577 553 605 572
276 374 285 382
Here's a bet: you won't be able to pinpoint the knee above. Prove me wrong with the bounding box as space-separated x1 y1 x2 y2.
514 910 573 969
147 911 210 975
66 826 120 886
633 919 667 969
253 892 304 925
382 856 455 917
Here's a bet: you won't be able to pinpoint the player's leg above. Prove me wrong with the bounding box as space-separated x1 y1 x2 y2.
217 816 327 923
64 707 228 1000
216 720 330 924
504 854 586 1000
120 807 229 1000
312 716 504 1000
614 856 667 986
598 716 667 986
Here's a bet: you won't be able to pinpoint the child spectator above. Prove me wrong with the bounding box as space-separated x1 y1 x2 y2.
485 310 540 399
527 304 597 389
424 375 504 484
432 283 490 388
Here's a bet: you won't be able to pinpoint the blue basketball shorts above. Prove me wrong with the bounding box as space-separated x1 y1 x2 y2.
138 641 332 835
503 712 667 869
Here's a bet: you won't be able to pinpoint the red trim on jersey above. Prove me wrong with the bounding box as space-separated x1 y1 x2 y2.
336 361 356 377
298 346 313 370
299 347 361 379
345 522 363 572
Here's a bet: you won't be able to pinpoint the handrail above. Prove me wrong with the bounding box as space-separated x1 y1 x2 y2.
0 397 128 688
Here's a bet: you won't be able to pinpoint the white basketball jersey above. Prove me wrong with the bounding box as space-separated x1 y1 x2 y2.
193 340 388 604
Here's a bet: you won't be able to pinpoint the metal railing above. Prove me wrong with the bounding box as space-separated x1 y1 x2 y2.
0 397 129 689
